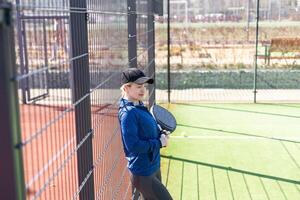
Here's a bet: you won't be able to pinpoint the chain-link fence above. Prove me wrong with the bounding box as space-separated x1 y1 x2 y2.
155 0 300 103
2 0 300 199
1 0 157 199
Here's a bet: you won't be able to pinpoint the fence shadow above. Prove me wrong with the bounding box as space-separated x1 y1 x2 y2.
161 155 300 200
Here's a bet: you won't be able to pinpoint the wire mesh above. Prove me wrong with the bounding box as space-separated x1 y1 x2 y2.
255 0 300 102
86 2 128 200
14 1 78 199
135 0 156 106
12 0 156 199
155 0 300 103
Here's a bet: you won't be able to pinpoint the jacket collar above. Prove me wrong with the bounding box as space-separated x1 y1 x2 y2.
119 98 144 108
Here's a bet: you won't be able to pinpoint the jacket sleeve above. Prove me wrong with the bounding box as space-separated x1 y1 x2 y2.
120 110 161 154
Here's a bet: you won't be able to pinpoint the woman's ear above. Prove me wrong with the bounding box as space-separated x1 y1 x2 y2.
124 84 131 92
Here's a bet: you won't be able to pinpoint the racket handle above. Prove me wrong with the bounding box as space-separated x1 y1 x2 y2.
157 121 170 135
157 123 162 131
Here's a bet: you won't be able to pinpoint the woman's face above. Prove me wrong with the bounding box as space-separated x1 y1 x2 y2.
124 83 146 102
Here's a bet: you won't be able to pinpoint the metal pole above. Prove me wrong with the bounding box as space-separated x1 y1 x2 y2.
247 0 251 41
253 0 260 103
69 0 95 199
278 0 281 21
43 19 50 96
167 0 171 103
128 0 137 68
129 1 139 198
15 0 27 104
0 2 26 199
148 0 155 107
185 1 188 24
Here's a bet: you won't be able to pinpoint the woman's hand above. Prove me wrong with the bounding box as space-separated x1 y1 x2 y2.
160 133 169 147
161 130 171 135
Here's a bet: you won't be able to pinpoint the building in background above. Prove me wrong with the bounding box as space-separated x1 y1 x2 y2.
161 0 300 22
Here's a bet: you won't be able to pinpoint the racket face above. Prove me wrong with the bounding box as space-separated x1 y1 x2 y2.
151 105 177 133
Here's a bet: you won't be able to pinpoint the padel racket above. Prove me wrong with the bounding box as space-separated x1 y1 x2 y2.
150 104 177 134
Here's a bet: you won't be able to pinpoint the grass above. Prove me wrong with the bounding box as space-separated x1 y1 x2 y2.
160 103 300 200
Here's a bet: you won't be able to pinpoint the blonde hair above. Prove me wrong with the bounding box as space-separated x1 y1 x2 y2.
120 83 132 97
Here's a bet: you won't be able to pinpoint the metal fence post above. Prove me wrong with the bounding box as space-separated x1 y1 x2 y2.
0 2 26 199
167 0 171 103
128 0 137 68
253 0 260 103
69 0 95 199
15 0 27 104
148 0 155 107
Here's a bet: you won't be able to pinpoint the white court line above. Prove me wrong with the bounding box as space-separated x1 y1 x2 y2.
170 135 300 141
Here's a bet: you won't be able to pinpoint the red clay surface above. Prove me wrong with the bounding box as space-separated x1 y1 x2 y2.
20 103 131 200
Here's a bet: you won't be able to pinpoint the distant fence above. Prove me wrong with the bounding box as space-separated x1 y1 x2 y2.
24 70 300 90
1 0 157 199
155 0 300 103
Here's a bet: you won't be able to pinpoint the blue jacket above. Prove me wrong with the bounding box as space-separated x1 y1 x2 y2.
118 98 161 176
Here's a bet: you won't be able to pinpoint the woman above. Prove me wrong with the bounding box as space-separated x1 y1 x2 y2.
118 68 173 200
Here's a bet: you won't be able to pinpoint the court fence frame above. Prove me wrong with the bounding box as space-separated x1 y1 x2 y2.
0 2 26 199
1 0 157 199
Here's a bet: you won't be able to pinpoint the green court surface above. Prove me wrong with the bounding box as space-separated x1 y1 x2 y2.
160 103 300 200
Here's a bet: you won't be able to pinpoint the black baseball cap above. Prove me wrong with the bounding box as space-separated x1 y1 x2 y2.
121 68 154 85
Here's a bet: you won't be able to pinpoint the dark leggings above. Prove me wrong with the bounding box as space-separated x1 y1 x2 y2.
131 169 173 200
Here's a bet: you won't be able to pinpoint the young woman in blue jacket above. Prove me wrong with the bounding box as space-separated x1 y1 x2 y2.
118 68 173 200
